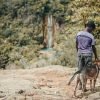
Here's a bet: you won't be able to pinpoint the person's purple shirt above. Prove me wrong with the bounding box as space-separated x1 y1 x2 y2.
76 31 95 54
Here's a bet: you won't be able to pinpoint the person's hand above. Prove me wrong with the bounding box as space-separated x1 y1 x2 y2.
95 57 98 61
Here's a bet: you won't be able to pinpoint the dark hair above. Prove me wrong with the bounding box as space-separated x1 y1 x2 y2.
85 21 96 29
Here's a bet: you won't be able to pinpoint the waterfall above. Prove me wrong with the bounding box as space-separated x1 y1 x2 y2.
47 15 53 48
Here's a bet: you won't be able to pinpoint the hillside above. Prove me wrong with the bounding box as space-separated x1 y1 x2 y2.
0 0 100 69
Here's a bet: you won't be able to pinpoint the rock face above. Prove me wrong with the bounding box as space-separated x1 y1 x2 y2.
0 66 100 100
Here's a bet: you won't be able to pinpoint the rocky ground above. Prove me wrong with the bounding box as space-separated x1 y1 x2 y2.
0 65 100 100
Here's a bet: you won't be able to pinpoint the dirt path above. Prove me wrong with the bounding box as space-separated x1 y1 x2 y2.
0 65 100 100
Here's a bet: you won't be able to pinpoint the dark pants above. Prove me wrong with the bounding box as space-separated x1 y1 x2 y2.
78 53 92 89
78 53 92 71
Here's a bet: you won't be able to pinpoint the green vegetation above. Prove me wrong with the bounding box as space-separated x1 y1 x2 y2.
0 0 100 68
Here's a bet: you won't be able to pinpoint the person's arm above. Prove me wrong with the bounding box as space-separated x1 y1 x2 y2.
76 40 78 52
92 36 98 60
92 45 98 60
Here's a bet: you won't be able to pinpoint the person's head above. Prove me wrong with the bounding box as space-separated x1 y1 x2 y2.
85 21 96 33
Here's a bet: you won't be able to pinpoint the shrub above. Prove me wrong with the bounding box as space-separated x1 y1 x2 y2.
2 28 14 37
0 54 9 69
0 43 13 69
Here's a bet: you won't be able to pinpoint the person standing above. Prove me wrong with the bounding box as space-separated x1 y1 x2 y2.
76 21 98 89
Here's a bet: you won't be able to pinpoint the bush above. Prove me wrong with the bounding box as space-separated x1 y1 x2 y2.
0 43 12 69
19 35 30 46
2 28 14 37
0 54 9 69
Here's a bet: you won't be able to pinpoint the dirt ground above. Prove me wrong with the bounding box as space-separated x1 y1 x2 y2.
0 65 100 100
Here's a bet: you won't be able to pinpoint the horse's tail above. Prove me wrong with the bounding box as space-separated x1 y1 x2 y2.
67 70 81 85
